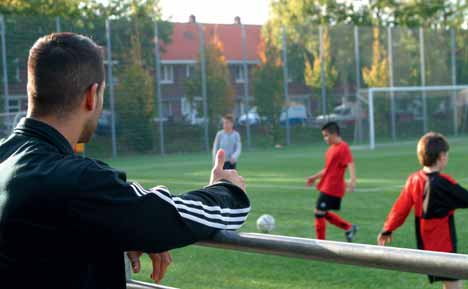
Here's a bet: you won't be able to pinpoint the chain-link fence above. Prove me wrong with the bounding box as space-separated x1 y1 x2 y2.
1 15 467 158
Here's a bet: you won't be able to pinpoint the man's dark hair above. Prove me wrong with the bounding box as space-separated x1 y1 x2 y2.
28 32 105 118
321 121 340 136
417 132 450 166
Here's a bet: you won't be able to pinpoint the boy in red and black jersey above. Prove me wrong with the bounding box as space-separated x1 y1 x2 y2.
307 122 357 242
378 132 468 289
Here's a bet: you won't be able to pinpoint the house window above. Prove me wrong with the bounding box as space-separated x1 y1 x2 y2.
161 65 174 84
186 64 194 78
235 65 247 83
8 99 19 113
287 71 293 83
14 58 21 82
162 101 173 118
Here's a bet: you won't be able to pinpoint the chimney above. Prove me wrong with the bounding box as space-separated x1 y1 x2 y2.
189 14 196 23
234 16 241 25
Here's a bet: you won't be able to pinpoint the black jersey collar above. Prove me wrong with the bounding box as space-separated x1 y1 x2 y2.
14 117 74 155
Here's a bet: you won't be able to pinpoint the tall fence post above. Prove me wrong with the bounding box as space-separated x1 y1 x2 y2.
319 26 327 116
0 15 9 114
153 21 165 155
368 89 375 149
353 26 362 143
282 26 290 146
105 19 117 158
387 26 396 142
450 28 458 136
198 23 209 152
55 16 61 32
241 23 251 149
419 27 428 133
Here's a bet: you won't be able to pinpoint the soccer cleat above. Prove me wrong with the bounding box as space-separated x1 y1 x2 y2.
345 224 358 242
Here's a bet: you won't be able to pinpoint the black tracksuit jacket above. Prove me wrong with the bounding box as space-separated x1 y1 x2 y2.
0 117 250 289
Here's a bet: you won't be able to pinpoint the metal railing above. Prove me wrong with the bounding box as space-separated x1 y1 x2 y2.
126 230 468 288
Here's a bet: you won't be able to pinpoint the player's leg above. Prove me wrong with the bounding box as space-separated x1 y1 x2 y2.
325 211 352 231
325 211 358 242
443 280 463 289
315 209 327 240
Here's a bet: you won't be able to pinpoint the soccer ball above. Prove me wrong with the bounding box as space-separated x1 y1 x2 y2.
256 214 275 233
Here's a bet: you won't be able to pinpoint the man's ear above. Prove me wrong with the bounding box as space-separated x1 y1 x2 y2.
84 83 99 112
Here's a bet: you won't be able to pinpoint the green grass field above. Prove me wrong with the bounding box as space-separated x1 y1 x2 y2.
106 138 468 289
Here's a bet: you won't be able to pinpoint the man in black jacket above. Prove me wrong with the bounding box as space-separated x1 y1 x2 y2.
0 32 250 289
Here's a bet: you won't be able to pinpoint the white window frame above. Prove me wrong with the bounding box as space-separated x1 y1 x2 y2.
161 65 174 84
186 64 194 78
235 65 246 83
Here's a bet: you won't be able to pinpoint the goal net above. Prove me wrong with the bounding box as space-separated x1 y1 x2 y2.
357 85 468 149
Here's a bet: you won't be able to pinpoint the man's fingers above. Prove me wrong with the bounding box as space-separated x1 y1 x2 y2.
213 149 226 171
150 254 161 283
127 251 142 273
157 252 172 282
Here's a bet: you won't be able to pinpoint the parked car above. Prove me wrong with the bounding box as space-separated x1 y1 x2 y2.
184 110 206 126
315 103 356 126
238 107 263 126
280 104 308 126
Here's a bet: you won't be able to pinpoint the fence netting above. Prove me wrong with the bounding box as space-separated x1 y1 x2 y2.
1 15 467 158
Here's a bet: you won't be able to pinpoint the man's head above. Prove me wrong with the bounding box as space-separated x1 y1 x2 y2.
321 122 341 145
417 132 450 170
27 32 105 143
223 114 234 131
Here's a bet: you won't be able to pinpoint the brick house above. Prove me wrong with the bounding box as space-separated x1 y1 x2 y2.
158 15 312 123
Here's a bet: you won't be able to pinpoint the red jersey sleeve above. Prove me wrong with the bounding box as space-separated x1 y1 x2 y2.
382 177 414 233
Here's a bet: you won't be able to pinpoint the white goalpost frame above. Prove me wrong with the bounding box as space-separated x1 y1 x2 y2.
368 85 468 150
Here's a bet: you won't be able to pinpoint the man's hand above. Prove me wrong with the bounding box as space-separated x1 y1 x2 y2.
127 251 172 284
229 156 236 164
210 149 245 191
377 233 392 246
306 176 317 187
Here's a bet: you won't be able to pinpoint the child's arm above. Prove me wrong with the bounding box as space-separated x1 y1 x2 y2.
306 170 324 187
377 180 413 246
347 162 356 192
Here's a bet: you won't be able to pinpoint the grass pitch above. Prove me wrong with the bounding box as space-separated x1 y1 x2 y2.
107 138 468 289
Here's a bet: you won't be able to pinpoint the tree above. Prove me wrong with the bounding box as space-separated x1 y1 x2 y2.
362 28 389 87
114 0 158 152
361 27 390 136
185 35 235 128
304 27 338 89
252 33 284 145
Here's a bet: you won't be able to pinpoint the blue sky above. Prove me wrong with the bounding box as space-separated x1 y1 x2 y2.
159 0 271 24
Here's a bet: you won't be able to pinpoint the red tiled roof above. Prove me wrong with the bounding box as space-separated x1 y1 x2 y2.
161 22 262 62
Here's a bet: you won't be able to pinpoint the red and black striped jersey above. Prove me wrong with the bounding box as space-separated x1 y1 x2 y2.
382 170 468 253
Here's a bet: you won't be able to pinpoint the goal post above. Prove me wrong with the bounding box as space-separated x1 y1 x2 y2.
363 85 468 149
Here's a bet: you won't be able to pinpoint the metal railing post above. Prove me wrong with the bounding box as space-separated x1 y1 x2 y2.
199 230 468 280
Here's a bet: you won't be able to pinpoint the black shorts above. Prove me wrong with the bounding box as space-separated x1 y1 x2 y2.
316 192 342 211
428 275 458 283
223 161 237 170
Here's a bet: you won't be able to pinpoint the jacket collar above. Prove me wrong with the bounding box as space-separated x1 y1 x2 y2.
14 117 74 155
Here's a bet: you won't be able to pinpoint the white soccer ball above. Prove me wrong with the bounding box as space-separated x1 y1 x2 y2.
256 214 276 233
